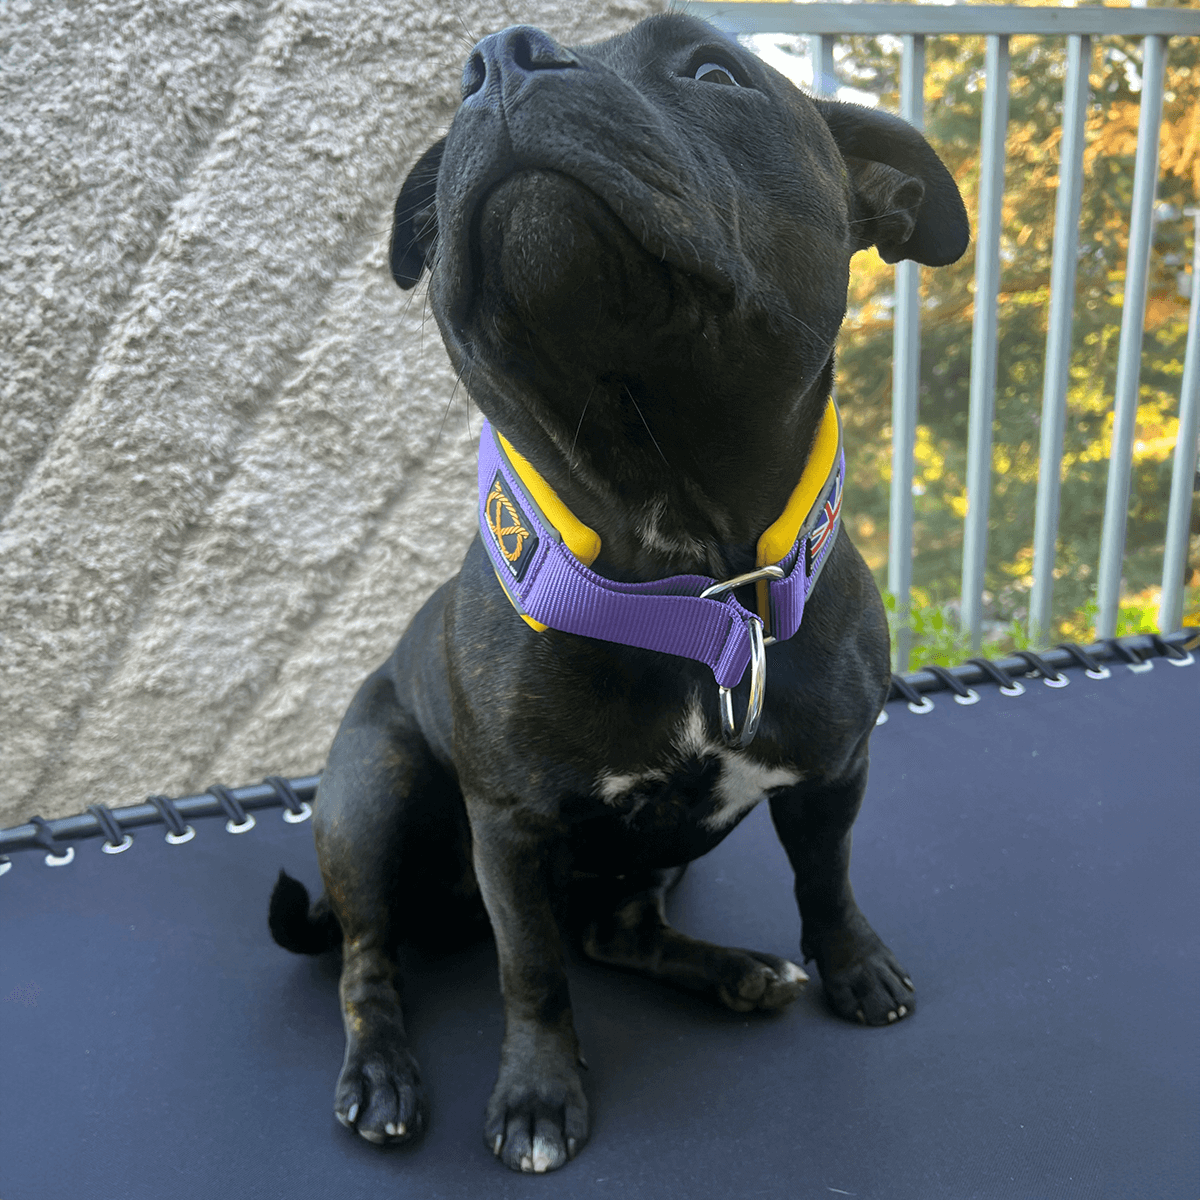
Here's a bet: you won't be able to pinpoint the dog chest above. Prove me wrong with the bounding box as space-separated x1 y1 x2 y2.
578 699 803 864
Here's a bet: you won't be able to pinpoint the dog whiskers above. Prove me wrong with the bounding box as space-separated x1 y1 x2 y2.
569 385 597 478
625 389 669 467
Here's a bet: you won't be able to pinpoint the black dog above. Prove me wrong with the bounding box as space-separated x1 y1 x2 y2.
270 12 968 1175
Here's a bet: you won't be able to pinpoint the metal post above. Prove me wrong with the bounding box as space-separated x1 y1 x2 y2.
1096 33 1167 638
1029 35 1091 643
1159 210 1200 633
888 34 926 672
811 34 836 97
960 35 1010 650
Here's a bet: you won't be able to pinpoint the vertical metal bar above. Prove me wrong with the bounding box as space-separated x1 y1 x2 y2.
1096 34 1167 638
812 34 836 97
1159 209 1200 633
888 34 926 672
1029 35 1092 643
960 35 1010 650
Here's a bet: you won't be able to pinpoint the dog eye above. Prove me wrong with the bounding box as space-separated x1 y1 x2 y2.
693 62 739 86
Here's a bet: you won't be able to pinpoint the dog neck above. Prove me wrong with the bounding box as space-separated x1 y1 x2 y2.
477 361 835 585
480 394 843 632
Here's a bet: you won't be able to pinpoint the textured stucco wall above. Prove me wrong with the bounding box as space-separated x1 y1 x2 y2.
0 0 665 826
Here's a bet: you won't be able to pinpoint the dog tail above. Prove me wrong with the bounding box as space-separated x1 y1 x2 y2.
269 869 343 955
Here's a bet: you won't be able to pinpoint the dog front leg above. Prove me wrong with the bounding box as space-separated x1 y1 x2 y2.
467 801 587 1174
769 754 915 1026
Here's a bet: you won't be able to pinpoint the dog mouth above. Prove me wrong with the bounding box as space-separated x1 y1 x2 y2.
467 170 663 333
433 132 750 344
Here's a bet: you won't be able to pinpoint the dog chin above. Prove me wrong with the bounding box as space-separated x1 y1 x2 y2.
473 169 653 332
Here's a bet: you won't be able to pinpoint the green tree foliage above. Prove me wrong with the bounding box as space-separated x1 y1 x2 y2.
823 13 1199 660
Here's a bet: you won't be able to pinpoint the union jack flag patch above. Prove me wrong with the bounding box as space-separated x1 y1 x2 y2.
806 461 843 576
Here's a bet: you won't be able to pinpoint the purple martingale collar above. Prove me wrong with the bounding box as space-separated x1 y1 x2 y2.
477 404 845 746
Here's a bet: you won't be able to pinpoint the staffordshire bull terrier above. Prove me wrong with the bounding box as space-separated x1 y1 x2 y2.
270 11 968 1174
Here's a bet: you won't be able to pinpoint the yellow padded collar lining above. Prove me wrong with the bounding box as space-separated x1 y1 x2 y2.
493 399 840 632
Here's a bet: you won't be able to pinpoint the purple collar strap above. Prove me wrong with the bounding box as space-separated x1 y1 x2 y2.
478 400 844 747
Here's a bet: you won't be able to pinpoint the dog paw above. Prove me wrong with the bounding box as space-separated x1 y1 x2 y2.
806 921 914 1027
334 1044 428 1146
711 949 809 1013
484 1063 588 1173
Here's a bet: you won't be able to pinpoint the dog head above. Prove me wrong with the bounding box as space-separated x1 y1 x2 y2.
390 14 967 578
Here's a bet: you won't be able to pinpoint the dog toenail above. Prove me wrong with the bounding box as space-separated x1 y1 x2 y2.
346 1103 358 1124
567 1137 578 1157
856 1009 865 1024
898 1005 907 1017
362 1129 386 1144
888 1010 897 1022
493 1134 503 1156
903 977 914 990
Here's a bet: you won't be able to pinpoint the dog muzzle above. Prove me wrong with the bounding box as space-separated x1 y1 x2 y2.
478 400 844 748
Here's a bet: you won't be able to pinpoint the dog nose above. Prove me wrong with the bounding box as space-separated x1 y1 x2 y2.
461 26 579 107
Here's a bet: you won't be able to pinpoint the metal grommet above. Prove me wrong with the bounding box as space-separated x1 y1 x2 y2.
1043 673 1069 688
282 802 312 824
875 709 889 726
166 826 196 845
209 784 256 834
1167 650 1194 667
0 857 11 877
953 688 981 705
45 846 75 867
1125 659 1154 675
1000 680 1025 696
717 616 768 749
907 696 934 714
1085 665 1112 680
88 804 134 856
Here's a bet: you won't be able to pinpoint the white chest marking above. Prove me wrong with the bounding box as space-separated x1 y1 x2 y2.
595 699 803 832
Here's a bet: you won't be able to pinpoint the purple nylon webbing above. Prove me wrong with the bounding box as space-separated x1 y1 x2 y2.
477 421 842 689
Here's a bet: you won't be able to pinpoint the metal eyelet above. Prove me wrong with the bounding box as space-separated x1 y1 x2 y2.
953 688 981 705
1000 680 1025 697
1085 665 1111 680
101 834 134 854
282 802 313 824
45 846 75 867
1126 659 1154 674
1043 673 1069 688
1166 650 1194 667
907 696 934 714
166 826 196 845
225 814 256 834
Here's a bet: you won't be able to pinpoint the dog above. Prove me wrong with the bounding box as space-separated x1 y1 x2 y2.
269 12 968 1175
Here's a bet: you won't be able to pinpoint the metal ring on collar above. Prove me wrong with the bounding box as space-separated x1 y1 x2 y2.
717 616 768 749
699 563 785 601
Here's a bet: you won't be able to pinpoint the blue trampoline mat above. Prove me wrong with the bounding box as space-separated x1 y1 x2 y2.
2 648 1197 1199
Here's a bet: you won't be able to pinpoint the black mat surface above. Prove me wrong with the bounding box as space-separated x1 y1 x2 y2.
2 654 1197 1199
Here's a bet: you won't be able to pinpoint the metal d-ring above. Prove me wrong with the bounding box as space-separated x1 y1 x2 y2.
716 616 767 749
700 565 783 750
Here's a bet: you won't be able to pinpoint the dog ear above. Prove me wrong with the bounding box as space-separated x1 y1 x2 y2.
815 99 969 267
389 138 445 289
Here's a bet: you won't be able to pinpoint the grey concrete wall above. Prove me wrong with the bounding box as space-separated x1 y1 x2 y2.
0 0 665 826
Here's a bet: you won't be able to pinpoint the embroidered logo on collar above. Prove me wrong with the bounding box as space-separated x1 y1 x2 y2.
475 401 845 747
485 473 538 580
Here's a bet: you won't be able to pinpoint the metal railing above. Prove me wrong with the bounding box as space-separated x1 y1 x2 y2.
683 2 1200 667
